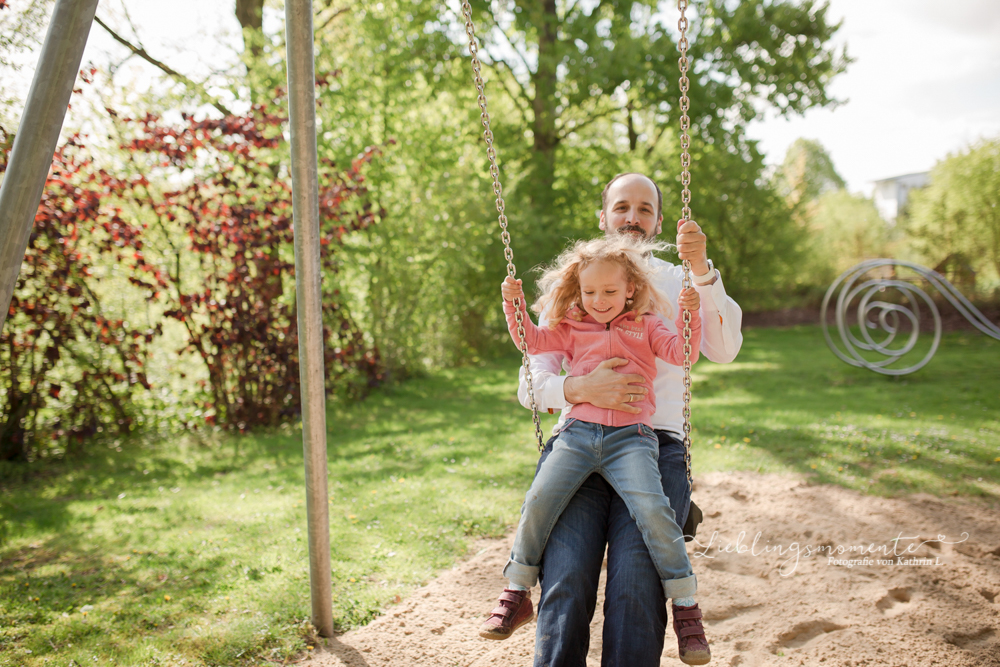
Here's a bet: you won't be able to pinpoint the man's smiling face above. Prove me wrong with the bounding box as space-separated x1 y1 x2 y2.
599 173 663 240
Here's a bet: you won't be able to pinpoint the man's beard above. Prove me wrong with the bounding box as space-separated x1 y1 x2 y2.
617 224 652 240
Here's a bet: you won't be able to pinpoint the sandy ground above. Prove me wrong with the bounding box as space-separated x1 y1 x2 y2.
299 472 1000 667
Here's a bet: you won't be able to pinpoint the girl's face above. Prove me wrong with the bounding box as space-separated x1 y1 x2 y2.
579 260 635 324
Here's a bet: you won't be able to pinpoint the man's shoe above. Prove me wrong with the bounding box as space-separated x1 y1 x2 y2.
478 588 534 640
672 603 711 665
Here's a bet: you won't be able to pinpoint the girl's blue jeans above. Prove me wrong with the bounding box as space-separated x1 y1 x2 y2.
502 419 696 600
532 429 690 667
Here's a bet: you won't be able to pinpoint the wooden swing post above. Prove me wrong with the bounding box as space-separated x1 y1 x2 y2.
285 0 334 639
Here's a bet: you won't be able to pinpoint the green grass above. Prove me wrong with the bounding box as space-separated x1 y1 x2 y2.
1 326 998 665
692 327 1000 497
0 366 557 666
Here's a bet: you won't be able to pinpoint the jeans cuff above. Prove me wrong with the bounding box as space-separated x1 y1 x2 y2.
503 558 540 589
662 573 697 599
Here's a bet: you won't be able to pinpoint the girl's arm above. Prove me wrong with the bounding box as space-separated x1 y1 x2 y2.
648 288 703 365
501 278 572 356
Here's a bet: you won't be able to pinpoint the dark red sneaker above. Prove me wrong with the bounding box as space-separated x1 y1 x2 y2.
478 588 534 640
672 603 711 665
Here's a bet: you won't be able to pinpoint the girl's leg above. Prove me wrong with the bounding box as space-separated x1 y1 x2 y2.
598 424 696 600
503 420 601 589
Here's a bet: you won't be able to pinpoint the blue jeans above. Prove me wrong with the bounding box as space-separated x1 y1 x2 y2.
533 429 692 667
504 420 695 600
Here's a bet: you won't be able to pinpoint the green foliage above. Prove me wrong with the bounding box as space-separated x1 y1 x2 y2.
773 138 890 293
683 139 809 309
290 0 844 329
463 0 849 172
904 137 1000 294
807 190 890 282
215 0 849 365
698 0 850 120
775 137 846 209
306 1 521 368
459 0 849 273
0 0 53 126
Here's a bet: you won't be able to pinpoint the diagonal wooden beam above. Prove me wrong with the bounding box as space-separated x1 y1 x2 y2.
0 0 100 333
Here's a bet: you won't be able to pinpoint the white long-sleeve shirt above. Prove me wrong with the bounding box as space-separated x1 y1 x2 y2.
516 258 743 438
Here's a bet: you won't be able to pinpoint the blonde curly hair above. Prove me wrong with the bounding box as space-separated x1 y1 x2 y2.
533 235 674 327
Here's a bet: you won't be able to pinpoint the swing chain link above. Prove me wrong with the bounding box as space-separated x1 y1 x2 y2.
462 2 545 453
678 0 694 492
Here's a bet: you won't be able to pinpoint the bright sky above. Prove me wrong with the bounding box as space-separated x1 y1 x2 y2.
11 0 1000 196
745 0 1000 193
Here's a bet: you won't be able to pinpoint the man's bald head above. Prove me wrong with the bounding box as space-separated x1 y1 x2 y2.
599 173 664 240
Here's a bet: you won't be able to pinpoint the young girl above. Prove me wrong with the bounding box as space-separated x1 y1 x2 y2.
479 234 710 665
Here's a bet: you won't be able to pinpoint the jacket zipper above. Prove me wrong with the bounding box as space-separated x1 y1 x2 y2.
606 321 613 425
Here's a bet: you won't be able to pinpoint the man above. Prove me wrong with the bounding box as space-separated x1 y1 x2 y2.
517 173 743 666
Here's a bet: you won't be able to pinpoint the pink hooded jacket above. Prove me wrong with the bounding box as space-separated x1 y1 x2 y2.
503 300 701 428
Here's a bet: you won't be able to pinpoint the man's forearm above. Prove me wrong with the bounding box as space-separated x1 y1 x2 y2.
563 375 585 405
693 270 743 363
517 354 571 412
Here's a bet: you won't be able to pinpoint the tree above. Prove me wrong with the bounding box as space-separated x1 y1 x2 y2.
809 190 888 280
300 0 516 369
683 139 810 308
771 138 885 288
235 0 266 58
295 0 850 347
443 0 850 312
905 137 1000 293
462 0 848 212
775 137 846 211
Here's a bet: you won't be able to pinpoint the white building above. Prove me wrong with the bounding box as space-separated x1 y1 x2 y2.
872 172 930 224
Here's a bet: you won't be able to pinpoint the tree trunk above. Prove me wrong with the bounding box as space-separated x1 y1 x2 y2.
235 0 266 59
627 100 638 152
526 0 558 210
0 391 30 461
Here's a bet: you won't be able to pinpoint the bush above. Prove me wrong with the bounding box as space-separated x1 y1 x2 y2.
118 98 385 431
0 134 164 461
805 189 892 285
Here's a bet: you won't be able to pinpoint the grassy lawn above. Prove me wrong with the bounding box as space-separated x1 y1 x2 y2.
693 327 1000 497
0 365 556 666
1 326 997 666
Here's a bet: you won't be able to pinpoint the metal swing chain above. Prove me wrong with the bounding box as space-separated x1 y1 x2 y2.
461 2 545 453
677 0 695 491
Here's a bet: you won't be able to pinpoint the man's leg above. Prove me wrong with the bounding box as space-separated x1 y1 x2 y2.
534 436 613 667
601 431 691 667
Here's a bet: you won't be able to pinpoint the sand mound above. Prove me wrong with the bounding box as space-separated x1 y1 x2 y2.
300 472 1000 666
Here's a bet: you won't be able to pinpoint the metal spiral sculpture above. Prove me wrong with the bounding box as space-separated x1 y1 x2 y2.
821 259 1000 375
